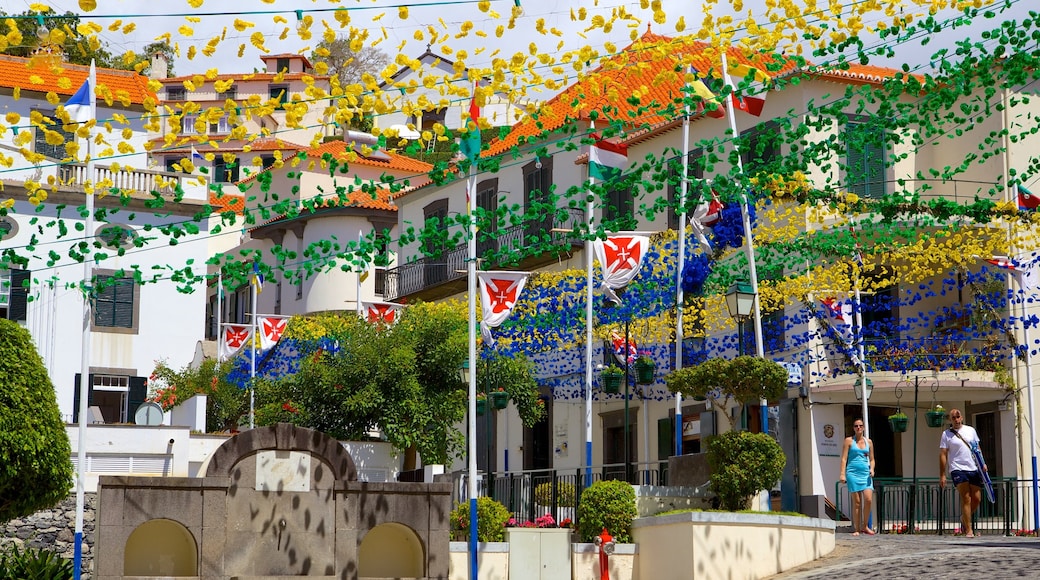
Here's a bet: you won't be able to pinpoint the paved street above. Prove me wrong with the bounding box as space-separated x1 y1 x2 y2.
769 530 1040 579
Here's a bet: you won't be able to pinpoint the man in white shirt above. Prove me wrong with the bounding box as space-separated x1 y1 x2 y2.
939 409 987 537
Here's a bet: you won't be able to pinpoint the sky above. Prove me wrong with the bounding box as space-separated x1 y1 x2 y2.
22 0 1038 86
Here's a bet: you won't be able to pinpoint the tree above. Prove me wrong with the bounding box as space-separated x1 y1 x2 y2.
664 356 789 430
310 38 390 89
0 8 116 67
0 319 73 523
148 357 246 433
253 304 545 468
310 38 389 131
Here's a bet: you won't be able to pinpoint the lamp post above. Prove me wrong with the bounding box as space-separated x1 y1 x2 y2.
725 282 756 426
457 358 477 571
624 317 631 484
897 373 937 534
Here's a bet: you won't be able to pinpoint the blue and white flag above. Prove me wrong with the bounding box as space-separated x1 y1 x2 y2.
65 61 95 124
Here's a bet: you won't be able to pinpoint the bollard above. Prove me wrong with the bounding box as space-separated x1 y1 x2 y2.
593 527 615 580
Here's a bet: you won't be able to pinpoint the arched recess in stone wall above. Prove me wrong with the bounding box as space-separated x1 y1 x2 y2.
124 518 197 576
202 422 357 481
357 522 425 579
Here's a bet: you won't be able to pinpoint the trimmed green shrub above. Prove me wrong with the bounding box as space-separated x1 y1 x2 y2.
577 480 637 543
534 481 577 507
0 543 74 579
706 431 786 512
450 497 511 542
0 319 73 523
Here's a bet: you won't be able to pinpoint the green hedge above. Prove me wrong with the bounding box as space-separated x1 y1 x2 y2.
577 480 637 543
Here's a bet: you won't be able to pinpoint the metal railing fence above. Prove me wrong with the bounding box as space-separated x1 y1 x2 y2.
837 477 1031 535
450 462 668 527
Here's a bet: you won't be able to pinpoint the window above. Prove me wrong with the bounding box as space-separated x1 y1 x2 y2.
845 115 887 198
269 85 289 108
213 157 240 183
373 229 391 296
667 151 707 230
523 157 554 246
276 57 291 73
33 110 74 160
604 180 635 229
209 116 231 134
72 373 147 424
220 84 237 101
166 87 185 101
476 178 499 257
180 114 198 135
260 155 276 170
0 269 28 322
739 122 782 176
423 199 450 285
205 293 217 340
165 156 192 174
411 108 447 132
93 272 138 331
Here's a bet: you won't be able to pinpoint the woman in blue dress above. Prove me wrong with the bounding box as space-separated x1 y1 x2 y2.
839 418 876 535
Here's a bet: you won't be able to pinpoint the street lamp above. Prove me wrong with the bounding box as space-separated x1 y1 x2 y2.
854 377 874 401
458 359 470 384
725 281 756 322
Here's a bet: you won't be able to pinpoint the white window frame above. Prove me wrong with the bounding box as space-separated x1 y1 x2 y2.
181 114 198 135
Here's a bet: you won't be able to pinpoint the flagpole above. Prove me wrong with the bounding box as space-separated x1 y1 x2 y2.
356 229 364 317
673 65 694 456
466 157 479 580
585 120 596 484
216 270 223 361
721 51 768 435
73 60 96 580
250 268 257 430
854 275 869 438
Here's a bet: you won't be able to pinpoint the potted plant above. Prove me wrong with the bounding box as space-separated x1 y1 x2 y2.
635 353 655 384
476 393 487 416
926 404 946 428
490 387 509 410
888 411 909 433
600 365 623 394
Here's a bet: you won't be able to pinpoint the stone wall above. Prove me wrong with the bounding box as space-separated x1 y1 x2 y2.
0 494 95 579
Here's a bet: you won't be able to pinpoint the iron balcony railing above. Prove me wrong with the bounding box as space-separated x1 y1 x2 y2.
837 477 1033 535
449 462 668 528
384 207 586 302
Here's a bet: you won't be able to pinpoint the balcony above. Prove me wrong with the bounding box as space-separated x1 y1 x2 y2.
384 206 586 302
56 163 188 196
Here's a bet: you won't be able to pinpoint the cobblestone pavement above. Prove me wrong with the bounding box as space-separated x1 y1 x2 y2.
768 529 1040 579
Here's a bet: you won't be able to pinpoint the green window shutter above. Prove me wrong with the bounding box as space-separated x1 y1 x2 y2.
9 269 29 322
128 376 148 421
657 417 674 460
846 119 887 198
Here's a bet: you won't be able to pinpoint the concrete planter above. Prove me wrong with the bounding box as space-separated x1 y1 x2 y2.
449 541 509 580
506 527 572 580
632 511 835 580
572 542 637 580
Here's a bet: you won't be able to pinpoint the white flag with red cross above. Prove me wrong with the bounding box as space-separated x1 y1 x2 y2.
594 234 650 304
257 316 290 350
478 271 530 345
361 301 404 325
219 323 253 361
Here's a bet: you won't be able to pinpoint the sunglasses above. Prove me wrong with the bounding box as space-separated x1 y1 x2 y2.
853 424 864 428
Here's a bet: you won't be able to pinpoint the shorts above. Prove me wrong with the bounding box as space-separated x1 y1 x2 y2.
951 470 984 488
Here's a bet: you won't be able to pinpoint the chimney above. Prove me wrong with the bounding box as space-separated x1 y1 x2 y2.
150 52 168 80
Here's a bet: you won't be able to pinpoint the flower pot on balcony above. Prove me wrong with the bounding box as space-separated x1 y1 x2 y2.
476 398 487 416
601 371 622 394
635 359 655 385
490 390 510 410
926 410 947 428
888 415 908 433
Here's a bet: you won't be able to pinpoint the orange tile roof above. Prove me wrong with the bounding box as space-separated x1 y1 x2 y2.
209 190 245 214
484 30 797 157
0 54 155 105
484 30 917 158
159 72 328 83
306 140 435 174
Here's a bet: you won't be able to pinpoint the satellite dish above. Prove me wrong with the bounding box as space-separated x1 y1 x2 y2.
134 402 165 426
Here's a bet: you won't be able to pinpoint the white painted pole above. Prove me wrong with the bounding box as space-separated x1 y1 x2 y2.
721 51 768 434
466 157 479 579
74 59 97 580
585 119 596 482
674 65 693 456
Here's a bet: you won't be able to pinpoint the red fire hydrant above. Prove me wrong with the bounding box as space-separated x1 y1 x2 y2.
593 527 615 580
